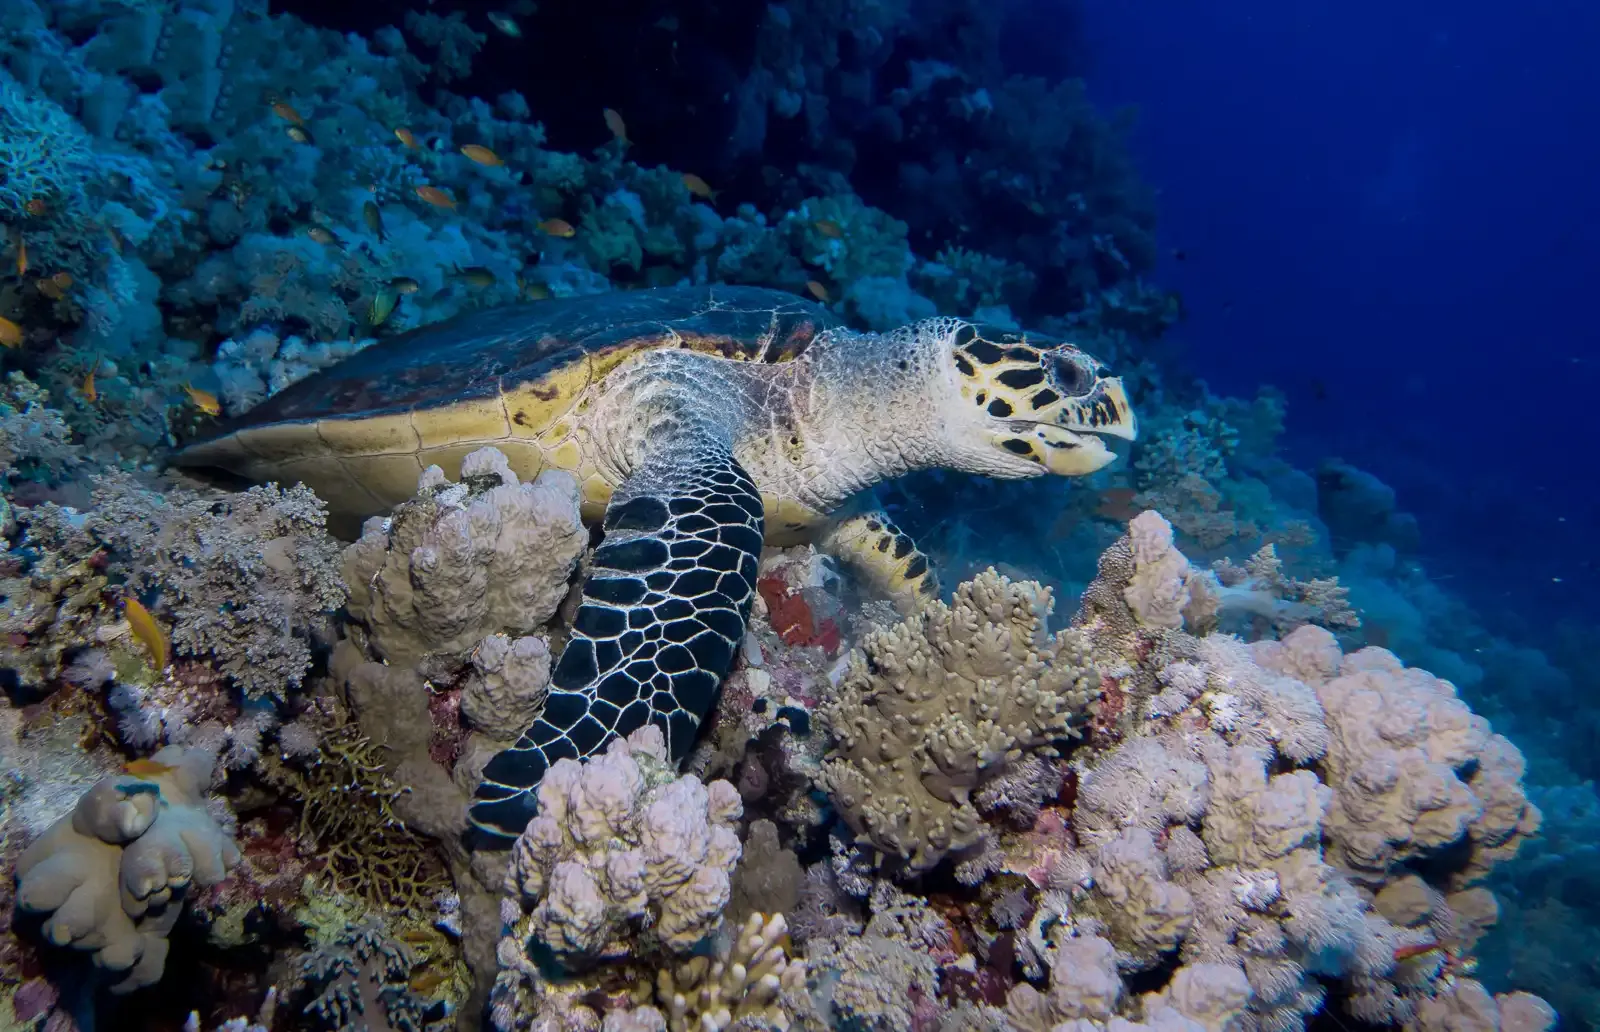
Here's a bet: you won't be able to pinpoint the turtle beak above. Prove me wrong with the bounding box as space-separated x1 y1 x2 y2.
1055 376 1138 442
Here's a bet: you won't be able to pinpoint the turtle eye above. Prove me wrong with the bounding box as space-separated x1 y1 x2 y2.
1048 353 1095 397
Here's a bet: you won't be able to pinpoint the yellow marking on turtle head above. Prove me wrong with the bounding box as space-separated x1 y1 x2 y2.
950 325 1136 478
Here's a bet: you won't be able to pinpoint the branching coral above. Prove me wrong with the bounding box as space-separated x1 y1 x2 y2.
63 472 345 699
818 568 1097 873
259 695 450 915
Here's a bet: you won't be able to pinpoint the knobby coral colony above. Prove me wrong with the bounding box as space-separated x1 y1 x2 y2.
0 2 1574 1032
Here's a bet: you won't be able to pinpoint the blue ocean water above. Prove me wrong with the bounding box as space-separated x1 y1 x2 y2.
1076 0 1600 630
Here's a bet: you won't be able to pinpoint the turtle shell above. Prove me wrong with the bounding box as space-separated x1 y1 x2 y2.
173 285 837 524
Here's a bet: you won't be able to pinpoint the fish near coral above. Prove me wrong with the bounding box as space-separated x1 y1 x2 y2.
461 144 504 167
0 316 22 348
123 596 169 670
682 173 716 200
185 384 222 416
537 217 575 238
169 285 1139 846
487 11 522 37
813 219 843 239
394 127 420 150
369 287 399 327
24 198 48 217
14 238 25 276
37 272 71 300
415 185 457 210
305 225 340 247
80 366 97 403
450 266 497 288
363 200 386 242
270 100 305 125
805 280 829 302
389 276 421 294
603 107 628 144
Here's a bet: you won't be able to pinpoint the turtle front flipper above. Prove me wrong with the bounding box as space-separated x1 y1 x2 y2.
468 441 765 846
819 510 939 614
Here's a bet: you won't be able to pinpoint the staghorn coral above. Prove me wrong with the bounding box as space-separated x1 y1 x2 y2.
259 694 450 916
342 447 587 669
817 568 1097 873
12 746 239 994
290 916 451 1032
609 912 817 1032
501 724 743 966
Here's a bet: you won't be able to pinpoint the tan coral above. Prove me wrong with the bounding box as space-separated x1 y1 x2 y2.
1314 646 1538 883
463 633 554 739
818 568 1096 872
342 447 587 667
13 746 239 993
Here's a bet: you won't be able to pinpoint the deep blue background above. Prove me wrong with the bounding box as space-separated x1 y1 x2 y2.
1068 0 1600 631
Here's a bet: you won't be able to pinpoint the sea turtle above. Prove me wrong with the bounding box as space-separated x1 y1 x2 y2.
174 285 1136 845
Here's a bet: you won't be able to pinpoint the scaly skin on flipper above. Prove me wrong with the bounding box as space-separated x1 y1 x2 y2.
468 431 765 845
820 510 939 614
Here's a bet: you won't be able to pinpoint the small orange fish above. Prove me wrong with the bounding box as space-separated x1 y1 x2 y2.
398 929 437 944
682 173 715 199
1393 940 1441 962
524 281 552 301
123 757 178 779
15 239 26 276
81 366 97 403
603 108 628 144
0 316 22 349
460 144 504 167
415 185 457 210
24 198 48 217
37 272 72 301
394 127 420 150
184 384 222 416
271 100 305 125
805 280 829 302
814 219 843 239
124 596 169 669
537 218 575 238
409 968 448 994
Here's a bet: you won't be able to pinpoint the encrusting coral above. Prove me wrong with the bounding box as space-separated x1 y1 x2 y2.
817 568 1098 874
13 745 240 993
342 447 587 669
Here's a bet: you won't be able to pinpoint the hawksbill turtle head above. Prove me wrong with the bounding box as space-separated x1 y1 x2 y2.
942 321 1138 477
